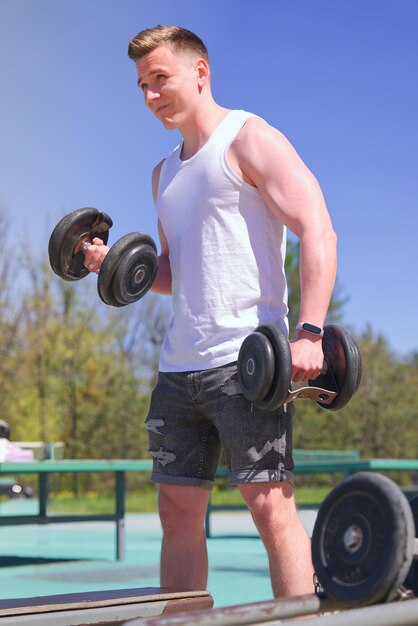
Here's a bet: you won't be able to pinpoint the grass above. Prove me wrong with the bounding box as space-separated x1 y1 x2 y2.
48 485 332 515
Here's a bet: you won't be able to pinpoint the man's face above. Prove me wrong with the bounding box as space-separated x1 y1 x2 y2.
136 45 202 129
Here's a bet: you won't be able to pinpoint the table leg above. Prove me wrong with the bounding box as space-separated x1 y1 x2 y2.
115 471 126 560
39 473 48 517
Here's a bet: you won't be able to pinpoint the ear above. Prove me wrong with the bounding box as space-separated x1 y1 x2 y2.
195 58 210 87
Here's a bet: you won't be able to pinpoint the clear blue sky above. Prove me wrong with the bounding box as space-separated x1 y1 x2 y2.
1 0 417 356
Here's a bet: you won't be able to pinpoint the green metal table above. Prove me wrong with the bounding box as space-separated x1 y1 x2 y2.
0 459 153 560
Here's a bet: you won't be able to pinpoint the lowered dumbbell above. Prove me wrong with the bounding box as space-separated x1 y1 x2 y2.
48 207 158 307
311 472 418 605
237 324 362 411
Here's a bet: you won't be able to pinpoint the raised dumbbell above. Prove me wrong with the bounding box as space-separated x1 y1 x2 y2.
237 324 362 411
311 472 418 605
48 208 159 307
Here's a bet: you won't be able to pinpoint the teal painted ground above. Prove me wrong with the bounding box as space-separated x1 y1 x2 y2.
0 499 317 608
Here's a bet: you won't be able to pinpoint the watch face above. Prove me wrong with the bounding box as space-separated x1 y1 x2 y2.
303 323 322 335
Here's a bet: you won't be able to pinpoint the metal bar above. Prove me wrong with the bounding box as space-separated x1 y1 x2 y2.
115 471 126 560
267 597 418 626
126 596 418 626
124 593 343 626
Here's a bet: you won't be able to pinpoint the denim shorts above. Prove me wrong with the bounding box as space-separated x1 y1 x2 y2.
145 361 295 489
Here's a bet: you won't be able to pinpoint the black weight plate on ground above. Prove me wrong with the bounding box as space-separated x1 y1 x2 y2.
48 208 112 281
314 325 362 411
312 472 415 606
237 332 275 403
97 232 158 307
404 496 418 595
252 325 292 411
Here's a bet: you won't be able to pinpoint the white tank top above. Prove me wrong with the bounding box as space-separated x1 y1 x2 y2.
156 110 288 372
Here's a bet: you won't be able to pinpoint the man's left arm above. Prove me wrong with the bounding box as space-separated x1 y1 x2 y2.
234 117 337 382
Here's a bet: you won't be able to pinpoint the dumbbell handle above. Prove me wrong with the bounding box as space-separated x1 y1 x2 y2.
76 238 110 269
285 384 337 405
72 237 94 257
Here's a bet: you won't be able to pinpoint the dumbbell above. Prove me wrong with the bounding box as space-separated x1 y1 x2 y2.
237 324 362 411
311 472 418 605
48 208 158 307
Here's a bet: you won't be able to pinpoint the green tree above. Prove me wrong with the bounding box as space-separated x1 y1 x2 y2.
108 293 172 390
335 328 418 459
11 257 151 469
0 211 26 424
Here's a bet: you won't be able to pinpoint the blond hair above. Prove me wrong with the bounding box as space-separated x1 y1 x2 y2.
128 25 209 64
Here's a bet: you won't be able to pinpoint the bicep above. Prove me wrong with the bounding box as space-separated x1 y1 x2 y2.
238 120 333 238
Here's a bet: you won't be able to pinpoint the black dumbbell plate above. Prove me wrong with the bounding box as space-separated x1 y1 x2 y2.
238 325 292 412
237 331 275 403
314 325 362 411
98 232 158 307
48 208 112 281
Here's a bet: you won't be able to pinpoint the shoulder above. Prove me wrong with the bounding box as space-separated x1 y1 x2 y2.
234 115 294 156
231 115 306 180
230 115 314 192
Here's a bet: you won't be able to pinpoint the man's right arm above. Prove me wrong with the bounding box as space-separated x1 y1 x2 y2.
150 160 172 295
84 160 172 296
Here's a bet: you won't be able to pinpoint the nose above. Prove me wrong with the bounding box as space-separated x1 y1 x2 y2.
145 86 160 108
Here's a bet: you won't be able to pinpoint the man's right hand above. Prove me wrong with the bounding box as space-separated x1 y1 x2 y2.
83 237 110 274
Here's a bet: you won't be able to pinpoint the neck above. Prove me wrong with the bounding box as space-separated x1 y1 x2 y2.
179 100 230 160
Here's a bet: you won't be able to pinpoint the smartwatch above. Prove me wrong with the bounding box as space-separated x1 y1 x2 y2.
295 322 324 337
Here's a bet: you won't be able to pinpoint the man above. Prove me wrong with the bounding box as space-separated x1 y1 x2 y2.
85 25 337 598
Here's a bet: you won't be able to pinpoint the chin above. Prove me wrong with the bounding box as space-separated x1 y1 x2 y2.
161 118 179 130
